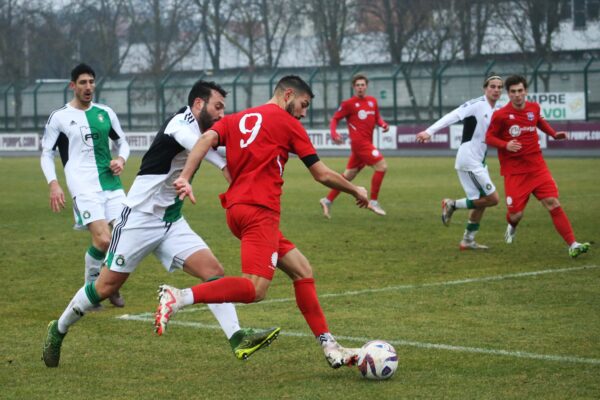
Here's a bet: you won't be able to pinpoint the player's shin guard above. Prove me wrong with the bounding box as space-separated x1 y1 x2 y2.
84 246 105 284
549 206 576 245
294 278 329 337
370 170 386 200
191 277 256 304
57 282 99 334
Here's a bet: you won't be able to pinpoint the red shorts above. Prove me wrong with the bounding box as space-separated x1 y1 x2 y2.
504 169 558 213
225 204 295 280
346 142 384 170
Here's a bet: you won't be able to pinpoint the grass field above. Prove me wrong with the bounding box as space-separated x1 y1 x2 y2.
1 155 599 399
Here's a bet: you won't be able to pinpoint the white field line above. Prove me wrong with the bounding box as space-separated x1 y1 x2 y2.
117 265 600 365
130 264 600 318
117 314 600 365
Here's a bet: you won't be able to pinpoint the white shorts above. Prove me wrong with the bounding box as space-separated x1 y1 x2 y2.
105 207 209 274
456 166 496 200
72 189 126 230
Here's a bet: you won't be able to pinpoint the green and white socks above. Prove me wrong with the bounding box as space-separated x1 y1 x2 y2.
57 282 101 334
85 246 105 284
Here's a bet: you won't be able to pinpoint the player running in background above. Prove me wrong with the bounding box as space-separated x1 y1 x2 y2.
155 75 370 369
41 63 129 308
319 73 389 217
485 75 590 258
42 80 279 368
416 75 503 250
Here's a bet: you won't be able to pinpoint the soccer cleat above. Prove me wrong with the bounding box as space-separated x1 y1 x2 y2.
368 200 386 216
42 320 66 368
323 342 360 369
459 240 489 250
229 327 281 360
505 224 517 244
154 284 185 336
569 242 590 258
108 290 125 308
441 198 455 226
319 198 332 219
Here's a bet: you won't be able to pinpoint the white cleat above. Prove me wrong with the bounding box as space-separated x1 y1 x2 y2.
319 198 332 219
323 342 360 369
155 284 184 336
459 240 489 250
368 200 386 216
505 224 517 244
441 198 455 226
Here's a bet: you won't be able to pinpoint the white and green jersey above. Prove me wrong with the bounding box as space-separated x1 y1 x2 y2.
425 96 500 171
41 102 130 197
124 106 226 222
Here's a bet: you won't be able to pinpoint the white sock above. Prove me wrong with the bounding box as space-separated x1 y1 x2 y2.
84 251 103 284
57 286 95 334
569 242 581 249
317 332 335 347
207 303 241 339
455 199 467 209
181 288 195 306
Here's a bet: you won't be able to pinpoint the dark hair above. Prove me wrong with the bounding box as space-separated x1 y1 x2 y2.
71 63 95 82
187 79 228 107
352 74 369 86
504 75 528 91
483 73 503 88
274 75 314 99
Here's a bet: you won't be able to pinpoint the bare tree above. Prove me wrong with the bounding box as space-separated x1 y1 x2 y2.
68 0 136 77
361 0 432 121
307 0 354 68
258 0 299 68
196 0 237 71
454 0 494 59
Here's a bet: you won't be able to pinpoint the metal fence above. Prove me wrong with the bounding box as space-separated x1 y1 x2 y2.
1 57 599 132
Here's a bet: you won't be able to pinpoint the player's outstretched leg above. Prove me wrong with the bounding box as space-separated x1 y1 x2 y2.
568 242 591 258
319 198 332 219
108 290 125 307
368 200 386 216
441 198 455 226
459 240 489 250
155 284 185 335
229 327 281 360
42 320 66 368
505 224 517 244
319 333 360 368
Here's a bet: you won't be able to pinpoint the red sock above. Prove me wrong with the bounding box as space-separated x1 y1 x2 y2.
326 189 341 202
370 170 386 200
549 206 575 245
294 278 329 337
191 277 256 304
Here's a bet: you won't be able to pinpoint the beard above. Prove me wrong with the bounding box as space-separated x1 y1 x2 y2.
198 103 216 132
285 102 300 120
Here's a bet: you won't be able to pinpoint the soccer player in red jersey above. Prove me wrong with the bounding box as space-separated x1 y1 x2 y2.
320 74 390 218
485 75 590 258
155 75 370 368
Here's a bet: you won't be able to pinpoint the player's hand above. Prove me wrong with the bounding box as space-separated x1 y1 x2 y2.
49 180 65 212
354 186 369 208
506 139 522 152
110 157 125 176
331 132 344 145
381 123 390 133
415 131 431 143
174 177 196 204
554 131 568 140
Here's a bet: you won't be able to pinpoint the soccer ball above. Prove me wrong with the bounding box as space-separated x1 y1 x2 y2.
357 340 398 380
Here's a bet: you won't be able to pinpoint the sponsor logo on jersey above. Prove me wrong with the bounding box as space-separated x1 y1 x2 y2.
509 125 521 137
527 112 534 121
358 109 375 120
115 255 126 267
80 126 100 147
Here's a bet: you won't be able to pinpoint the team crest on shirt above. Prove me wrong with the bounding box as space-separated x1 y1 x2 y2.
509 125 521 137
368 101 374 107
97 113 104 123
527 112 534 121
115 255 126 267
509 114 515 119
355 102 360 107
82 211 91 219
